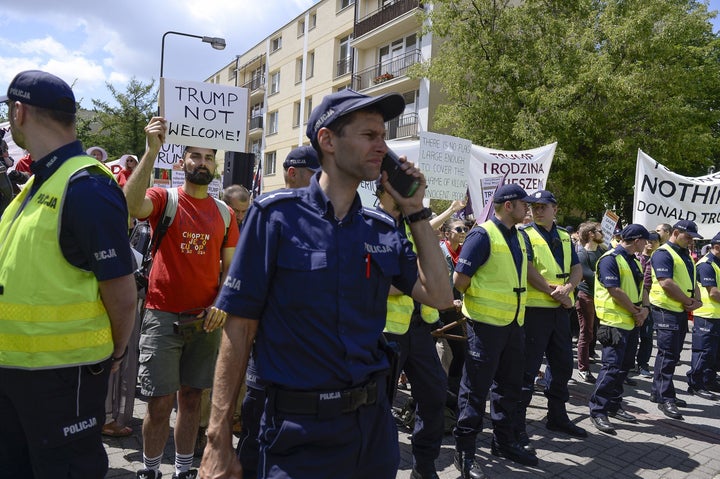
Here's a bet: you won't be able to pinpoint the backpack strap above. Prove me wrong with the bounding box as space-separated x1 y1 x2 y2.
146 187 178 263
212 197 232 247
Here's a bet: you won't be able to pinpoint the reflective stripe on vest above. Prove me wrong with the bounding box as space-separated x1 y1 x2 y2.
594 250 641 331
524 226 572 308
649 243 695 312
0 155 114 369
385 294 414 334
461 220 527 326
694 256 720 319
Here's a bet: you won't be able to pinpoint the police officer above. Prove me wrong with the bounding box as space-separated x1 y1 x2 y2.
588 224 650 434
377 181 450 479
649 220 702 419
515 190 587 439
235 145 321 479
453 184 538 479
686 232 720 401
199 89 453 479
0 70 137 477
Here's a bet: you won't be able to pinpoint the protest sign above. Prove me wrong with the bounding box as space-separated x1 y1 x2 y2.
160 79 248 151
417 132 471 201
600 210 620 246
633 150 720 238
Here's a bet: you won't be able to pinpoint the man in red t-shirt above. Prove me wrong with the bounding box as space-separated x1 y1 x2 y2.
124 117 239 479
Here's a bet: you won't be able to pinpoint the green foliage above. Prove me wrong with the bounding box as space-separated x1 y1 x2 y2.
422 0 720 220
77 77 157 160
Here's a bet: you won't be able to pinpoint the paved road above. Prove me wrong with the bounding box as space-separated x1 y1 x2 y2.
105 332 720 478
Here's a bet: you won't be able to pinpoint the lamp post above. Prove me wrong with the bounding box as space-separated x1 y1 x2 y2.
160 31 226 79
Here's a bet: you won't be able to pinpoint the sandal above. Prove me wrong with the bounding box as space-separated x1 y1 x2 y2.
102 422 133 437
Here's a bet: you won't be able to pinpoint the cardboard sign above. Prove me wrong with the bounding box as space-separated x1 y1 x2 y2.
417 131 471 201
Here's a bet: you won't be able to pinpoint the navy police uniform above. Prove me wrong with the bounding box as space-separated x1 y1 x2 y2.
214 174 419 479
650 241 694 404
589 243 644 419
453 217 530 461
516 223 580 429
688 251 720 393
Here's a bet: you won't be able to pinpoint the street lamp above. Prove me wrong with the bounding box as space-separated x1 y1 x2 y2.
160 31 226 78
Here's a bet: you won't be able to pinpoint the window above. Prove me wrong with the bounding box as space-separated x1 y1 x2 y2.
304 97 313 124
306 51 315 79
227 66 236 82
251 102 264 117
264 151 277 176
295 57 304 84
337 35 352 77
293 101 302 127
339 0 354 10
270 71 280 95
251 140 262 156
378 34 418 77
309 12 317 30
268 111 279 135
270 35 282 52
297 20 305 37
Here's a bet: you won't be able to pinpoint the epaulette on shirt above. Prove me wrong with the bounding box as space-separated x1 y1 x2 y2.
254 189 302 210
361 207 396 228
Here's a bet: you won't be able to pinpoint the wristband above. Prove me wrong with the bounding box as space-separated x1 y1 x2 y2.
111 346 128 362
404 207 432 224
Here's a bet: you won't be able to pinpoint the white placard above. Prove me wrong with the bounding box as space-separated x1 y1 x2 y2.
417 131 471 201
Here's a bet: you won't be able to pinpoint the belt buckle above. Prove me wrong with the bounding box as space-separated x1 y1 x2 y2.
351 386 368 410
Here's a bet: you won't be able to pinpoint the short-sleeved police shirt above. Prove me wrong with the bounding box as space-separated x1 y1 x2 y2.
697 252 720 288
214 174 419 390
455 216 524 280
597 245 643 290
522 222 580 268
651 241 694 281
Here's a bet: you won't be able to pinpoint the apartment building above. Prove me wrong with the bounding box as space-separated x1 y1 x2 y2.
206 0 440 192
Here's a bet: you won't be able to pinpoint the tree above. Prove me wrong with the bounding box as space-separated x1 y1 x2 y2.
78 77 157 160
421 0 720 221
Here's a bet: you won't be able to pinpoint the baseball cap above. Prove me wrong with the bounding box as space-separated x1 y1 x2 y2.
283 145 320 171
711 232 720 245
673 220 702 239
493 184 532 203
306 89 405 149
527 190 557 204
0 70 76 114
620 224 650 241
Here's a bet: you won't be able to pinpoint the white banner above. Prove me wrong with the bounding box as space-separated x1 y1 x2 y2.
633 149 720 238
160 78 248 151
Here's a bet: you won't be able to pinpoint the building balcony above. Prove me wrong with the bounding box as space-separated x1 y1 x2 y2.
353 49 421 91
354 0 421 39
385 112 419 140
242 76 266 99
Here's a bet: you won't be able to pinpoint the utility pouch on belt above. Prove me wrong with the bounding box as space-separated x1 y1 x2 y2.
379 335 401 403
596 324 622 347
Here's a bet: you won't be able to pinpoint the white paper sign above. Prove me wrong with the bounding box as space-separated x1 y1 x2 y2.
160 78 249 151
417 131 471 201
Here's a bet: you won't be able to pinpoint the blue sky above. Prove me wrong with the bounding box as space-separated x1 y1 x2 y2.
0 0 718 110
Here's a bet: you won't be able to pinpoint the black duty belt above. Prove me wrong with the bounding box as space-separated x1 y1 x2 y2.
272 380 378 416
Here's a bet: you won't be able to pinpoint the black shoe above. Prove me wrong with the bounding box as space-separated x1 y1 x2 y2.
517 431 536 455
491 439 539 466
454 451 486 479
608 408 637 423
624 377 637 386
546 417 588 438
137 470 162 479
590 415 616 435
650 394 687 407
688 387 719 401
578 370 596 384
171 471 197 479
707 382 720 393
410 468 439 479
658 401 684 420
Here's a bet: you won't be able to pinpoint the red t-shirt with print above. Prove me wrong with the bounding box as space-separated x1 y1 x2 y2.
142 186 239 313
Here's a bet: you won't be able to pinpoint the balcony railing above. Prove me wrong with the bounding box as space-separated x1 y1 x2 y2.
353 49 421 91
249 116 263 130
336 56 353 78
242 75 266 92
354 0 421 38
385 112 418 140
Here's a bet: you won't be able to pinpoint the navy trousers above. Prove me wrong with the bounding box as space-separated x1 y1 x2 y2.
687 315 720 390
651 307 688 403
589 326 638 416
385 316 447 472
454 319 525 452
